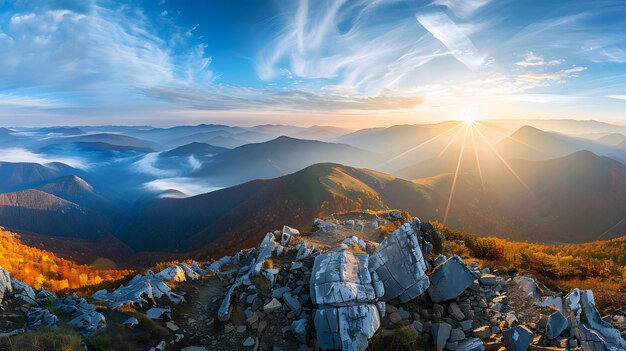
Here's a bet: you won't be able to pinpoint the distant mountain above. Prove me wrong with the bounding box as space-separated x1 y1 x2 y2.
496 125 581 160
0 189 114 239
41 141 154 157
495 126 626 163
160 142 229 158
34 175 114 210
35 126 85 136
0 127 21 145
337 122 456 154
39 133 157 151
124 149 626 253
169 130 267 149
119 163 447 253
191 136 382 186
0 161 79 193
491 118 626 135
596 133 626 146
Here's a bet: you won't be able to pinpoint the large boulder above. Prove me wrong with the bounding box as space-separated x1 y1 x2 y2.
281 225 299 246
25 307 59 330
93 270 185 308
502 326 533 351
55 295 106 335
11 278 35 303
156 264 200 282
313 305 381 351
311 250 383 350
427 255 474 302
564 289 626 351
369 219 429 302
311 251 378 306
545 311 568 340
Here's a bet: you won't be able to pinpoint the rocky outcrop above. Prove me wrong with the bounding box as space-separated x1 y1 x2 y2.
427 255 475 302
311 250 383 350
93 270 187 308
54 295 105 335
564 289 626 351
369 219 430 302
1 211 624 351
0 266 12 304
25 307 59 330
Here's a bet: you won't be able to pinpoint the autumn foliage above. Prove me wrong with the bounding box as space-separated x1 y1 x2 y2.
434 222 626 311
0 227 129 292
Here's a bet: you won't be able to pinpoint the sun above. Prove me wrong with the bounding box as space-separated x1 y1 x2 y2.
460 115 476 124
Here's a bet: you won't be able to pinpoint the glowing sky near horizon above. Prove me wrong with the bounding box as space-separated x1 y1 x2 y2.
0 0 625 127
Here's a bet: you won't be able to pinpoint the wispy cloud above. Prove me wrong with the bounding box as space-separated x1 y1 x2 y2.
415 11 484 70
0 2 214 108
0 148 87 169
143 177 222 197
518 66 587 82
144 86 423 111
432 0 492 19
515 52 561 67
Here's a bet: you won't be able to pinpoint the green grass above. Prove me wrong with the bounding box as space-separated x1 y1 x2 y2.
0 325 83 351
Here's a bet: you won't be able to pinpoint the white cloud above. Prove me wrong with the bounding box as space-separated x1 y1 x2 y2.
518 66 587 82
0 148 87 169
608 95 626 100
415 11 484 70
515 51 561 67
432 0 492 19
133 153 177 177
143 177 222 197
0 3 214 107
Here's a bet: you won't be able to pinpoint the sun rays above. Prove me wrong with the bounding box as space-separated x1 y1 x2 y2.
404 116 535 225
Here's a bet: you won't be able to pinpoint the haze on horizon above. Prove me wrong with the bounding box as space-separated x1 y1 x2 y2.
0 0 625 128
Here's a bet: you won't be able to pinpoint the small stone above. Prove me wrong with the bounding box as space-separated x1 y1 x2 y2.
432 323 453 351
258 321 267 333
389 312 402 324
263 298 282 313
166 322 180 331
460 320 473 332
473 326 491 339
450 328 465 342
448 303 465 320
479 274 497 286
243 337 255 347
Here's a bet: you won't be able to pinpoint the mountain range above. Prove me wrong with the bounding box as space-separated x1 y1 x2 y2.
0 120 624 264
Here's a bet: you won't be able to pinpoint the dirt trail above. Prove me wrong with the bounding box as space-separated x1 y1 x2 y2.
171 274 228 349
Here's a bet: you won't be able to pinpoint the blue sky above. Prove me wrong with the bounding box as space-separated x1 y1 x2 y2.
0 0 625 127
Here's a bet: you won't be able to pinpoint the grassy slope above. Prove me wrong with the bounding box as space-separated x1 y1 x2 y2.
436 223 626 312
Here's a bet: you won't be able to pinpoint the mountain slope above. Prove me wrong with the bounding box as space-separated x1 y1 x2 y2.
40 133 157 151
596 133 626 146
124 149 626 254
0 162 79 193
160 142 229 158
0 189 115 239
192 136 382 186
495 125 581 160
120 163 452 254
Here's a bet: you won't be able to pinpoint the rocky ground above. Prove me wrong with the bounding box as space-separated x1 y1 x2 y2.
0 210 625 351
